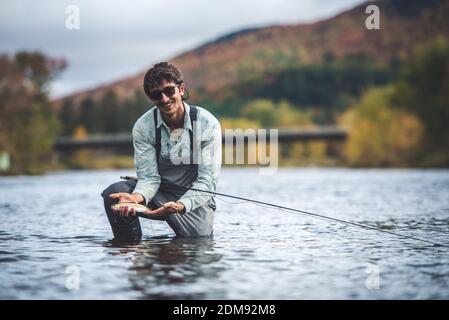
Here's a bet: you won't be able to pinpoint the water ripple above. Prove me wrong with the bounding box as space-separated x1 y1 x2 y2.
0 168 448 299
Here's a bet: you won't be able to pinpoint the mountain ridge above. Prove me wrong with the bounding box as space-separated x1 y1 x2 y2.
56 0 449 108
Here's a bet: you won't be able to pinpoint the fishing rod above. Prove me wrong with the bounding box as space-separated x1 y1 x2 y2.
186 186 447 247
122 177 448 247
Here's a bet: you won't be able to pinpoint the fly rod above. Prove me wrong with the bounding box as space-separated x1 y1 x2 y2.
121 177 447 247
187 186 447 247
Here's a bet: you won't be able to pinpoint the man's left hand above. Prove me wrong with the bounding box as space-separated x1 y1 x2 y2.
142 201 185 217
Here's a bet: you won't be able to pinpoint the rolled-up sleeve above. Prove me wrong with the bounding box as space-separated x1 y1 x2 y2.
132 122 160 205
178 118 222 212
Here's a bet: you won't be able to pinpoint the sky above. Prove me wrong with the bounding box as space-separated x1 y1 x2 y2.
0 0 366 98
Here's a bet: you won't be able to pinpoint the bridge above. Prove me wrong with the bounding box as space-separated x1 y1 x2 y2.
53 127 348 151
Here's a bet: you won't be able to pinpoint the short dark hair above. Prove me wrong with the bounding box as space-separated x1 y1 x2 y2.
143 62 185 99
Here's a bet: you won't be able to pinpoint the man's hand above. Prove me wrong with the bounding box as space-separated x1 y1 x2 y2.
109 193 185 218
140 201 186 218
163 201 186 214
109 192 143 217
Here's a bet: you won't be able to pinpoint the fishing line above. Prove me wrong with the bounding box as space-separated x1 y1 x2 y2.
183 185 448 247
214 196 249 205
123 177 448 247
216 195 449 235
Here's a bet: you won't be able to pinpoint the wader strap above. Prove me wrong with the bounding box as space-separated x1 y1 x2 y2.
154 108 161 160
154 105 198 164
189 105 198 164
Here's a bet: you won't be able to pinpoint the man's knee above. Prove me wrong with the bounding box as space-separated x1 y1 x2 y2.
101 180 135 202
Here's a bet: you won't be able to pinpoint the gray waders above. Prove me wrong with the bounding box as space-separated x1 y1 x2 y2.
101 106 216 242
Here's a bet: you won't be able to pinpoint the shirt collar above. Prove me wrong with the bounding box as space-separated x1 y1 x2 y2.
155 102 192 132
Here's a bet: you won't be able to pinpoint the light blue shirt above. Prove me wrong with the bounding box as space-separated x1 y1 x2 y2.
132 103 222 213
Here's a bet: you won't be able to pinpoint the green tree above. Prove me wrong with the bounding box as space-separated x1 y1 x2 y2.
340 86 423 167
124 89 151 131
58 99 77 135
241 99 313 128
95 91 121 133
393 37 449 157
218 59 394 124
0 52 65 174
241 99 280 127
79 97 96 133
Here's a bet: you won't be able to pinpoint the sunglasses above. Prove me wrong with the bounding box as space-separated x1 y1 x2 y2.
149 84 181 100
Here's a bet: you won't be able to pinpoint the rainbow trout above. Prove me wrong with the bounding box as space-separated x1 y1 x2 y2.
110 202 150 214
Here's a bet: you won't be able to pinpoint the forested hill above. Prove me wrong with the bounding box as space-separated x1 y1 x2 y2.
57 0 449 108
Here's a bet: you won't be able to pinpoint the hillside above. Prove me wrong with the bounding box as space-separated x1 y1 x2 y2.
57 0 449 109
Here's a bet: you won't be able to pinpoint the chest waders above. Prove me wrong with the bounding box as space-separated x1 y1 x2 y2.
149 105 216 237
102 105 215 242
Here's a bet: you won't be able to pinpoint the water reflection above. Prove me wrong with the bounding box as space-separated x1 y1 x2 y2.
105 236 224 299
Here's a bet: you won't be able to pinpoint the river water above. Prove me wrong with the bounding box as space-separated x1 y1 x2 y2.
0 168 448 299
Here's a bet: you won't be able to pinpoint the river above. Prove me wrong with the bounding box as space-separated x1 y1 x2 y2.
0 168 448 299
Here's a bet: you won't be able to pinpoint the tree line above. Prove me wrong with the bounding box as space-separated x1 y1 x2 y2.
1 37 447 174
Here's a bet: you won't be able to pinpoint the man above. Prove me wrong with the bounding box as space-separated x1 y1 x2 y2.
101 62 221 242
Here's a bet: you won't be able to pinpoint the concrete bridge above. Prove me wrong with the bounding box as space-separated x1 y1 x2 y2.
54 127 348 151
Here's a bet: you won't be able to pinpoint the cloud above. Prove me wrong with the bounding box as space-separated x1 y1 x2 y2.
0 0 365 97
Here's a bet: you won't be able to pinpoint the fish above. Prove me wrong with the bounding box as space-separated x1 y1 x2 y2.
110 202 150 213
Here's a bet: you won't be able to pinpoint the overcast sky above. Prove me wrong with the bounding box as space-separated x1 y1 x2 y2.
0 0 366 98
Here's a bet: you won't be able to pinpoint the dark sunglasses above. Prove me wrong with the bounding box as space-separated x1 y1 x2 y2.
149 84 181 100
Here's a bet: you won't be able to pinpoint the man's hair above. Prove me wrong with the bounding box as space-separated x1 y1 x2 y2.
143 62 187 100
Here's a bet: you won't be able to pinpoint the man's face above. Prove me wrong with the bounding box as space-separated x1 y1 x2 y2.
150 79 185 118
